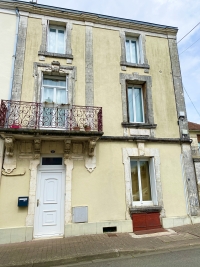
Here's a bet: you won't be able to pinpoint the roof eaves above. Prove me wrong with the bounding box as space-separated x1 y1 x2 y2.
1 0 178 32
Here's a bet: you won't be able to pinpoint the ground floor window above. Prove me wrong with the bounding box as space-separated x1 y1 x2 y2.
130 158 158 206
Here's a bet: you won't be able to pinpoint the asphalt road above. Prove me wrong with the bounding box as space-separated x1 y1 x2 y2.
58 246 200 267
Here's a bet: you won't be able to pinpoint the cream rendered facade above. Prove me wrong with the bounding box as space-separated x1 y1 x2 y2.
0 0 199 244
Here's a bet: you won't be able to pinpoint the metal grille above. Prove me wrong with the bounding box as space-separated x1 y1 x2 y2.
0 100 103 132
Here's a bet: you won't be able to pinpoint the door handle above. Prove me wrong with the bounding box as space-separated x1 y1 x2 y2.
37 199 39 207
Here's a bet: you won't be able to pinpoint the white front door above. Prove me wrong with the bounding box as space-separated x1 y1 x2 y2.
34 170 65 238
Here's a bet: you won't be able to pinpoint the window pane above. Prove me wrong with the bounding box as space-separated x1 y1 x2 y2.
56 89 66 104
43 79 66 88
42 107 53 127
57 30 65 53
130 41 137 63
125 40 131 62
140 161 151 201
130 161 140 201
57 80 66 87
43 79 55 86
57 108 66 127
42 157 62 165
128 88 134 122
49 28 56 52
134 88 143 122
43 87 54 102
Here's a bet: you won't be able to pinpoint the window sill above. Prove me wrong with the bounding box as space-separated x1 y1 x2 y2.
122 122 157 129
38 51 73 60
120 61 150 69
129 206 162 214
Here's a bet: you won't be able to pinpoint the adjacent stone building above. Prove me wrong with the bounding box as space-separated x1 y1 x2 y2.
0 0 199 244
189 121 200 201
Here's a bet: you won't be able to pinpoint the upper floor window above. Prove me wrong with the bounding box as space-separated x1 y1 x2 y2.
41 77 68 128
125 37 139 64
42 77 68 104
127 85 144 123
48 26 65 54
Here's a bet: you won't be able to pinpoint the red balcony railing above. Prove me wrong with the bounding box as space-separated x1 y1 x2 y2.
0 100 103 132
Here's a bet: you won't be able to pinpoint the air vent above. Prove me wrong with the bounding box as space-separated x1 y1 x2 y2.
103 226 117 233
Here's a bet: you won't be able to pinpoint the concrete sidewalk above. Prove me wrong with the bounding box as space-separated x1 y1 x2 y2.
1 224 200 267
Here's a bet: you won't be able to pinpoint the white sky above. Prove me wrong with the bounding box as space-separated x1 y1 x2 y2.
24 0 200 123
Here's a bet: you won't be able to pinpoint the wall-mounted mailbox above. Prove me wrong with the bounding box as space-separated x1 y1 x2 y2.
18 197 29 207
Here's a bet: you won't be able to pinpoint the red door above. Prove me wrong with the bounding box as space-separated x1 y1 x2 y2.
132 212 161 232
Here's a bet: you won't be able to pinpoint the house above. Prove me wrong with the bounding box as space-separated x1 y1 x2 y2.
0 0 199 244
188 121 200 200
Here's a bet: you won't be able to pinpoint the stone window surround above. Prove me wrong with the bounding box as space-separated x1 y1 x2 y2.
120 30 149 69
122 145 165 220
33 62 77 104
120 72 155 127
38 18 73 60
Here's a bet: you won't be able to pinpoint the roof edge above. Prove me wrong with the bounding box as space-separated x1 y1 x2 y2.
0 0 178 34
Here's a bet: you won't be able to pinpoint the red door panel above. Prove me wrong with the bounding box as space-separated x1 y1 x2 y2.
132 212 161 232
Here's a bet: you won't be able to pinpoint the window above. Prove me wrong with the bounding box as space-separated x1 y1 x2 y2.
127 85 144 123
41 77 68 128
42 77 67 104
42 157 63 165
125 37 139 64
48 26 65 54
198 135 200 149
130 158 157 206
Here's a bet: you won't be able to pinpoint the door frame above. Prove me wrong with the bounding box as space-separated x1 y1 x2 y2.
33 154 65 239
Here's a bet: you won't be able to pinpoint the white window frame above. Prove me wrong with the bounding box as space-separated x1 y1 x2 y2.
47 25 66 54
40 76 69 129
130 158 158 207
41 76 68 104
125 37 140 64
127 85 145 123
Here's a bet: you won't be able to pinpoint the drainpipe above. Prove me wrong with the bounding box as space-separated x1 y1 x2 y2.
9 8 20 101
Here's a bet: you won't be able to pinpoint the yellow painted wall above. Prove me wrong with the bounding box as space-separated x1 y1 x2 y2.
72 141 186 221
148 143 187 217
21 20 179 138
3 17 187 228
21 17 42 102
0 143 30 227
22 18 85 106
0 11 16 101
71 24 85 106
93 27 123 136
146 36 180 138
21 18 70 102
0 140 187 227
72 142 127 222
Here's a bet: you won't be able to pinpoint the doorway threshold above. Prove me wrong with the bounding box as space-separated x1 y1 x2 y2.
33 235 64 241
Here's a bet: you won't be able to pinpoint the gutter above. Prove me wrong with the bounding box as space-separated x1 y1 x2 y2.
9 7 20 100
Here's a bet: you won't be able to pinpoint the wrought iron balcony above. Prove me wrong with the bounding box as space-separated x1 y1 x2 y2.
191 146 200 158
0 100 103 132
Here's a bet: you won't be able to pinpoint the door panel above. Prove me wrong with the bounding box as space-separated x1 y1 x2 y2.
34 171 64 238
44 178 58 203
